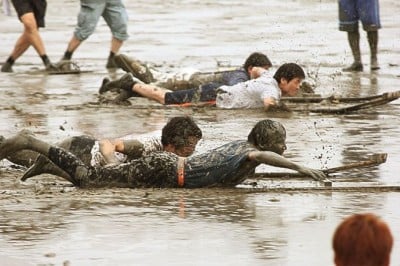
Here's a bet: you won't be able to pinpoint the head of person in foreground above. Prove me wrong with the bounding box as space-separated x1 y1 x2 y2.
247 119 287 154
333 213 393 266
161 116 202 157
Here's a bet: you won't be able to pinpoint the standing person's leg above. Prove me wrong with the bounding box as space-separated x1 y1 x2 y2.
344 30 362 71
102 0 129 68
61 0 105 61
359 0 381 70
106 37 123 68
1 30 31 72
367 31 379 70
338 0 363 72
2 0 53 72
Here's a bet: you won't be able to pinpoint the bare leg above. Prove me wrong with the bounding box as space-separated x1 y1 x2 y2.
7 34 31 62
61 35 82 60
111 37 123 54
2 12 49 72
19 13 47 56
106 37 123 68
66 35 82 53
131 83 169 104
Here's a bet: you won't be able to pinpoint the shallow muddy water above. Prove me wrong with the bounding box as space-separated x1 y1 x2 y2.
1 0 400 265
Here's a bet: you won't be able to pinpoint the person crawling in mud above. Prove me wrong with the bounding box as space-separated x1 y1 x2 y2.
99 52 274 104
103 52 273 91
0 119 326 188
99 62 305 110
2 116 202 184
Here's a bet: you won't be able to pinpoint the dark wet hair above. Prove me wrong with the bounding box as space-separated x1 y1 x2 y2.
243 52 272 71
247 119 286 151
273 63 305 84
161 116 202 148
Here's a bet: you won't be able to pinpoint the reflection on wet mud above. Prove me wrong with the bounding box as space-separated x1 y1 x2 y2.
1 0 400 265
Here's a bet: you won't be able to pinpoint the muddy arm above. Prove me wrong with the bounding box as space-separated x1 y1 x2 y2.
248 150 326 181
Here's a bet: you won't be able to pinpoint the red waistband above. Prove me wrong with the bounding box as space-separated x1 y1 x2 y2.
177 157 186 187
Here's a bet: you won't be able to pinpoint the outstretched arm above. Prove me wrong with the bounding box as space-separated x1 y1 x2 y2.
248 150 326 181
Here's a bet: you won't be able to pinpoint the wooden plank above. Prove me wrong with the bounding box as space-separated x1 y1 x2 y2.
239 185 400 193
283 91 400 114
281 90 400 104
252 153 387 179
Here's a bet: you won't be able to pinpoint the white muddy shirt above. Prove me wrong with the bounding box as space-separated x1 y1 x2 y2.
215 71 281 109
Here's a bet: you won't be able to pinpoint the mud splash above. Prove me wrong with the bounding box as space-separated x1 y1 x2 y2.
0 0 400 265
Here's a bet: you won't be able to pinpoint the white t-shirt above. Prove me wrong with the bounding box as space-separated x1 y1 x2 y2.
215 71 281 109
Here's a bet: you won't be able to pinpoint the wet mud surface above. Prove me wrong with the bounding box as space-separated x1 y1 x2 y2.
1 0 400 265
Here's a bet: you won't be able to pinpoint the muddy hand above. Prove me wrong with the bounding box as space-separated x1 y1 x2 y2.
299 167 327 181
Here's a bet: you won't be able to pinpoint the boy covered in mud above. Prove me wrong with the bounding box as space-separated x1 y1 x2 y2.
0 119 326 188
3 116 202 184
100 62 305 110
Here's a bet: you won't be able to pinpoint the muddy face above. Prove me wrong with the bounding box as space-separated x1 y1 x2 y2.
266 135 287 155
171 136 200 157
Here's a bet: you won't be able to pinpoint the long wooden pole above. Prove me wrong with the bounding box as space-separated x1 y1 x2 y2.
253 153 387 178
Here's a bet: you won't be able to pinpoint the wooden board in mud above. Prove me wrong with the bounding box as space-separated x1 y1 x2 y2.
93 90 400 114
240 153 397 192
238 183 400 193
281 90 400 114
23 61 93 75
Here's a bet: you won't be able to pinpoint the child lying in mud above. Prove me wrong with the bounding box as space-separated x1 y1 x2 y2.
0 119 326 188
99 62 305 110
109 52 273 90
3 116 202 184
99 51 274 105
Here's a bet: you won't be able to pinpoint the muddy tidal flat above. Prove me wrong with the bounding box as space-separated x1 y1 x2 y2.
1 0 400 265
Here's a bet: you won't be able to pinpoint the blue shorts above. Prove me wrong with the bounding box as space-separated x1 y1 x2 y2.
338 0 381 31
74 0 128 41
164 83 220 105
